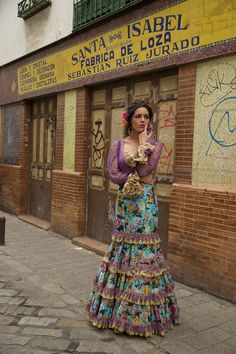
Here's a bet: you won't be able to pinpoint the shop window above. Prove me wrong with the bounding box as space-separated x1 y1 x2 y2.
3 106 20 165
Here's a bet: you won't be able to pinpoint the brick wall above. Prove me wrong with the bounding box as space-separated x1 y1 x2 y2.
168 63 236 302
169 184 236 302
0 165 24 214
175 63 196 184
51 170 85 238
0 103 30 214
51 87 88 238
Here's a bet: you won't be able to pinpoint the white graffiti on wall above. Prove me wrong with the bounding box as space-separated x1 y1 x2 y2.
192 58 236 188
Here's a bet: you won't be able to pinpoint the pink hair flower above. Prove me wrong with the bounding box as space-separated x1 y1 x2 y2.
121 111 128 126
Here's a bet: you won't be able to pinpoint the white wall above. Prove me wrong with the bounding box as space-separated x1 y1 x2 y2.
0 0 73 66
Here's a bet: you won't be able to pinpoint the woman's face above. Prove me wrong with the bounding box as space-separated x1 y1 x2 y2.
131 107 151 133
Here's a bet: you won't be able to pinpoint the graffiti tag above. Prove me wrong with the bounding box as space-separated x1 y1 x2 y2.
91 120 105 168
206 96 236 155
199 63 236 107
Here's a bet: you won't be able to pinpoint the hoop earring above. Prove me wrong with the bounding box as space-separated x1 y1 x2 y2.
127 126 133 135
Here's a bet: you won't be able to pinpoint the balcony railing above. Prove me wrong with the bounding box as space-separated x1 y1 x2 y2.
18 0 51 19
73 0 143 31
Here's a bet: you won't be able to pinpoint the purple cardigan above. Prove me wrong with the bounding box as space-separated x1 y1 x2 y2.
107 138 163 186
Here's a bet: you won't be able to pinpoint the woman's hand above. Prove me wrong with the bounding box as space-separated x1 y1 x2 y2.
139 125 152 145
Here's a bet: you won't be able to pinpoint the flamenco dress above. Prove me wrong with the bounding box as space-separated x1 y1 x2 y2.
86 139 180 337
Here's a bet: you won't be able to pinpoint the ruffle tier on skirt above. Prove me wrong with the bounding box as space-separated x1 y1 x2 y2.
86 185 180 337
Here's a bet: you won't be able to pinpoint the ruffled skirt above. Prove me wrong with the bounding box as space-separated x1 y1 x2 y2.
86 184 180 337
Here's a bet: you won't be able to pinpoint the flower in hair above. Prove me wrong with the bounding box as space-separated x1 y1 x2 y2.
121 111 129 126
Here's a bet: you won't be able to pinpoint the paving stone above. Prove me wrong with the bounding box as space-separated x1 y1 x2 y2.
0 334 31 345
0 314 16 325
0 296 25 305
150 322 195 346
179 309 195 321
0 305 36 316
178 299 222 318
50 300 67 308
0 289 18 297
219 320 236 334
70 328 117 340
25 298 66 308
38 308 76 318
22 327 63 337
225 308 236 321
57 318 84 328
120 336 161 353
160 339 197 354
213 297 236 308
175 282 200 294
175 288 194 299
76 340 120 354
0 324 20 334
76 352 110 354
30 337 71 350
182 327 232 349
222 336 236 351
41 283 65 295
0 347 52 354
0 304 9 313
186 292 216 305
61 294 80 305
18 316 57 327
186 314 227 332
198 342 236 354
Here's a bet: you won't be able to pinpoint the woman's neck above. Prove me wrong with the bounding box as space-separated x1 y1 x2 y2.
127 131 139 143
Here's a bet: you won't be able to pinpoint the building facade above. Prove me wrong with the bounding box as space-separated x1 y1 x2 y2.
0 0 235 302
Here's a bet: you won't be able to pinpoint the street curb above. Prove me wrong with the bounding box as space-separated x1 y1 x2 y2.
72 236 108 256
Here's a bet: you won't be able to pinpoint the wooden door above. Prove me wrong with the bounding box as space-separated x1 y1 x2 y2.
87 83 128 244
87 73 177 251
29 97 57 222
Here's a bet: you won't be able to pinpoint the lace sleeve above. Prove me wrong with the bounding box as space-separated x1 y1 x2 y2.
136 140 163 177
107 140 133 186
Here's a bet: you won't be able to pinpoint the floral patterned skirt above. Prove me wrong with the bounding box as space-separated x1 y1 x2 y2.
86 184 180 337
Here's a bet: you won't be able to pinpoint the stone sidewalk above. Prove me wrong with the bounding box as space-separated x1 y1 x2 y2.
0 211 235 354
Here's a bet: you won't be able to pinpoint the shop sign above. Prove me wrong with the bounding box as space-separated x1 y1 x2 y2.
17 0 235 94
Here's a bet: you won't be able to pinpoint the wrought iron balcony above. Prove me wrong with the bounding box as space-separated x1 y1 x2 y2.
73 0 144 31
18 0 51 19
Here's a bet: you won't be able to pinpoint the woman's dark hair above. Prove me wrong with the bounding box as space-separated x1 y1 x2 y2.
125 101 153 136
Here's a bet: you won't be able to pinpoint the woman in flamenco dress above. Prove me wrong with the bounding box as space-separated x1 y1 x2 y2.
86 101 180 337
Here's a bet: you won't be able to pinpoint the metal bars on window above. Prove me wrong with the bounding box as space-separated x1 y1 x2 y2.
73 0 143 31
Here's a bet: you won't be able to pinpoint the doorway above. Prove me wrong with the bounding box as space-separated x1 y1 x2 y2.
29 97 57 222
87 73 177 255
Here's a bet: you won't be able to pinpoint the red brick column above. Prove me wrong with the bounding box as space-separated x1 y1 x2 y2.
175 63 196 184
51 88 89 238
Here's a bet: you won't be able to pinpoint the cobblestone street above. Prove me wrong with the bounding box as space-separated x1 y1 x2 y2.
0 211 235 354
